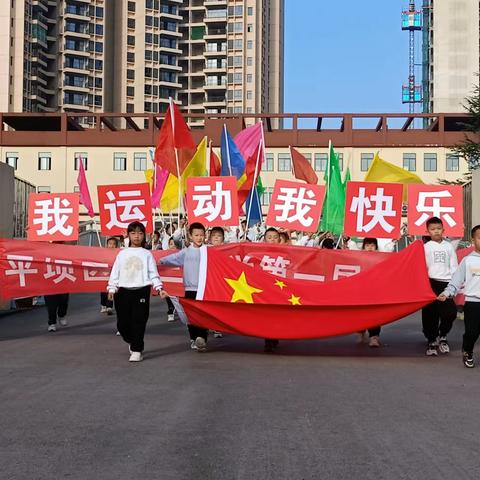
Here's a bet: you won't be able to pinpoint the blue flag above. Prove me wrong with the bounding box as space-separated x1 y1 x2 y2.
245 185 261 227
220 127 245 179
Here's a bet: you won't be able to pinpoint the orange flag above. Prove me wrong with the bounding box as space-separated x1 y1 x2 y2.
290 146 318 185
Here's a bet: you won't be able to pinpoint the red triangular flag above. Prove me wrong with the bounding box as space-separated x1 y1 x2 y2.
154 101 196 176
291 146 318 185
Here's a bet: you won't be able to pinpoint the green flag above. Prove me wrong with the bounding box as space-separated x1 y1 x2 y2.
343 166 351 187
320 143 346 235
257 176 265 195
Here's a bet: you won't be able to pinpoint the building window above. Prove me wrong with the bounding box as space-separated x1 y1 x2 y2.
247 40 253 49
424 153 437 172
246 90 253 100
38 153 51 171
247 56 253 66
246 74 253 83
278 153 291 172
247 24 253 33
361 153 374 172
403 153 416 171
446 153 459 172
261 187 273 206
134 153 147 171
247 7 253 16
114 153 127 171
73 186 80 193
127 35 135 46
37 186 51 193
74 153 88 171
264 153 274 171
127 86 135 97
313 153 327 172
127 69 135 80
5 152 18 170
128 1 135 12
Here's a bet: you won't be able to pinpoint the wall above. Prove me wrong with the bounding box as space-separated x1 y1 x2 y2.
0 162 14 237
473 169 480 228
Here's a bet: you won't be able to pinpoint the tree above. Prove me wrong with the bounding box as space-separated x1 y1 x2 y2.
454 78 480 170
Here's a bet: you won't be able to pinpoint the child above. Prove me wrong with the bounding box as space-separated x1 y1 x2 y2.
208 227 225 338
356 238 382 347
422 216 458 356
438 225 480 368
263 227 281 352
45 293 69 332
160 222 209 352
107 221 167 362
101 237 119 315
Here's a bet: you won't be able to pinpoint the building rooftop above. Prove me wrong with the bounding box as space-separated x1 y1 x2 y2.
0 112 476 148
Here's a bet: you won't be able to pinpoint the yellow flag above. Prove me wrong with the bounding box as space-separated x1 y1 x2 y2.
160 174 179 212
181 136 208 194
365 153 423 200
144 169 154 192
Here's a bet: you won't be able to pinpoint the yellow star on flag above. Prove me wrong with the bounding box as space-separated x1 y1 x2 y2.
275 280 287 290
288 294 301 306
225 272 263 304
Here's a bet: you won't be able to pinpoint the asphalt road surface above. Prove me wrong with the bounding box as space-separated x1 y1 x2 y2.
1 293 479 480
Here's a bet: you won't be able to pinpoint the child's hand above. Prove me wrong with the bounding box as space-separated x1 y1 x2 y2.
107 292 114 301
437 294 447 302
159 290 169 299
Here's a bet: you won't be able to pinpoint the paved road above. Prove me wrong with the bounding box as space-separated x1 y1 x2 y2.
1 294 479 480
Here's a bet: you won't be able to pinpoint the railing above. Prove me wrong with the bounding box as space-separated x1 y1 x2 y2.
14 177 36 239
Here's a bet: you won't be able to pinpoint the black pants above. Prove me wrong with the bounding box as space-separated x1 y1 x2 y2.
44 294 69 325
422 279 457 343
463 302 480 354
368 327 381 337
100 292 113 308
184 290 208 342
166 296 175 314
114 287 151 352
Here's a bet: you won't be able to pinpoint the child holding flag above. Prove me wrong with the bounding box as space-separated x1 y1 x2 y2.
160 222 209 352
438 225 480 368
107 222 167 362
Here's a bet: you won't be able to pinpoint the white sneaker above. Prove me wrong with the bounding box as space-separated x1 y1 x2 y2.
48 324 56 332
195 337 207 353
426 343 438 356
438 337 450 354
100 306 107 313
167 314 175 322
59 318 68 327
115 330 121 336
457 311 465 321
356 331 367 344
213 331 223 338
129 351 143 362
190 340 198 350
368 336 381 348
106 308 113 316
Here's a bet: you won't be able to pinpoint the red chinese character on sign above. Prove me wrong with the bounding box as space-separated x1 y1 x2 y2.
186 177 239 226
98 183 153 236
266 180 325 233
407 185 464 237
344 182 403 238
27 193 80 241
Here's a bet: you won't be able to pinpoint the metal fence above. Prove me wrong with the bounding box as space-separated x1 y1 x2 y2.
13 176 35 238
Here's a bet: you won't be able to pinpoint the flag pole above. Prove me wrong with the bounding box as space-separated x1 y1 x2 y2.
169 97 182 227
245 137 263 233
223 124 233 176
326 139 332 233
289 145 297 180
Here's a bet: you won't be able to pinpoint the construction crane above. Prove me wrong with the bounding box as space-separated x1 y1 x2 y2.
401 1 423 113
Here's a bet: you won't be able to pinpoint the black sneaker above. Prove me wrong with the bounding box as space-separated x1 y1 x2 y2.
463 351 475 368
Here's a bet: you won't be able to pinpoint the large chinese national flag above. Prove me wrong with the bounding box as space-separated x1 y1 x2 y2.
181 241 435 339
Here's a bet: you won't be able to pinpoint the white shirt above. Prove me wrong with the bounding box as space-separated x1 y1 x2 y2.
424 240 458 281
108 247 163 293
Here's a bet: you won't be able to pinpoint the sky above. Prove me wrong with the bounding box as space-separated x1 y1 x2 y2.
284 0 414 113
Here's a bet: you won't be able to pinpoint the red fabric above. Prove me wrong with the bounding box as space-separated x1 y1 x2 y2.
181 241 435 339
407 184 464 237
27 193 80 242
154 103 196 176
0 239 184 299
290 146 318 185
209 141 221 177
237 143 262 208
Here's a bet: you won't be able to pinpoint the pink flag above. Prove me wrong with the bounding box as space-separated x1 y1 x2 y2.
151 165 169 208
234 122 263 160
76 158 94 217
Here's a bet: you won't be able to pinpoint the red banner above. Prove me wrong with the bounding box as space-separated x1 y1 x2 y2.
182 241 435 339
97 183 153 236
27 193 80 242
344 182 403 238
0 239 183 299
186 176 239 226
407 184 464 237
266 180 325 232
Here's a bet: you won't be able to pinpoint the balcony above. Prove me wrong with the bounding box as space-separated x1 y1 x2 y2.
204 96 226 107
63 5 89 21
205 28 226 39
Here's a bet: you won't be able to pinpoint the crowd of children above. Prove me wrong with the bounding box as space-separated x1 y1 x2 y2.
42 216 480 368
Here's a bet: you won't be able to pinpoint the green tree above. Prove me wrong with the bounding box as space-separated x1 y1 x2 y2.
454 79 480 170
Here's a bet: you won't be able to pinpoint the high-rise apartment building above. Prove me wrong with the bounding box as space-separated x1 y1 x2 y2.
0 0 284 117
422 0 480 113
